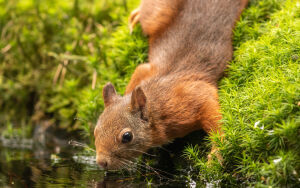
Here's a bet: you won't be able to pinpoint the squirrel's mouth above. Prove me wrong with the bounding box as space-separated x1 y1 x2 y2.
96 152 139 171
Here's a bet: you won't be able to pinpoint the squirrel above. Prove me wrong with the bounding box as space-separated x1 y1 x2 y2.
94 0 248 170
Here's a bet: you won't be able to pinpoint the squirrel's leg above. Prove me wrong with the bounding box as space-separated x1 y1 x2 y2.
208 143 223 165
129 0 183 36
199 96 224 164
125 63 156 94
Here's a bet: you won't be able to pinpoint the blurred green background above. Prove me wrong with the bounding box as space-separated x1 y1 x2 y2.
0 0 147 141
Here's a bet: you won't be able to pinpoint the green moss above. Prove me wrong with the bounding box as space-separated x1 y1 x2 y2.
185 0 300 186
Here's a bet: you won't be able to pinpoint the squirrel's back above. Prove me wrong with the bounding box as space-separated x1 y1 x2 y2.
140 0 248 83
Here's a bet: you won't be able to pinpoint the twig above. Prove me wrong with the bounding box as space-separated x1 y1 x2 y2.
59 59 69 87
92 70 97 90
1 44 11 54
53 64 63 85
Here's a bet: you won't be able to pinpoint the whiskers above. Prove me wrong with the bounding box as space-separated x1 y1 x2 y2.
68 140 179 185
68 140 96 153
112 155 178 184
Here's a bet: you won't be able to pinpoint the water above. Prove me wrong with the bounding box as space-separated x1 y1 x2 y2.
0 128 212 187
0 142 108 187
0 137 189 187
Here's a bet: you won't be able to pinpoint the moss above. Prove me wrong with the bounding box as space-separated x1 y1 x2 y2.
185 0 300 186
0 0 142 131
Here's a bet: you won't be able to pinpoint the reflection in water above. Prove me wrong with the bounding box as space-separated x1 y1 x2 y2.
95 180 148 188
0 129 209 187
0 145 101 187
0 136 189 187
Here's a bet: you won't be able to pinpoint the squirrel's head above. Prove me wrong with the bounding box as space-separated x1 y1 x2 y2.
94 83 153 170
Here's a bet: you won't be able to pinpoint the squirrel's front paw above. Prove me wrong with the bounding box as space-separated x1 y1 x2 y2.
129 7 140 34
208 146 223 166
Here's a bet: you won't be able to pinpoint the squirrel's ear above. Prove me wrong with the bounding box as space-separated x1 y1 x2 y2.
131 87 146 112
103 82 117 107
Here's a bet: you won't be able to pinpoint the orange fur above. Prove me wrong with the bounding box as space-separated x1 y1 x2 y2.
139 0 184 37
125 63 157 94
94 0 248 170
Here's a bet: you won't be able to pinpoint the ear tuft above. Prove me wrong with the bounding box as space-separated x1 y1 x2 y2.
103 82 117 107
131 87 147 111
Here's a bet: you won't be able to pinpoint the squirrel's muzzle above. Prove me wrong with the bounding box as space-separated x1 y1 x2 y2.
96 154 109 169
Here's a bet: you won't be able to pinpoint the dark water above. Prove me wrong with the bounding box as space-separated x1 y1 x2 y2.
0 135 196 188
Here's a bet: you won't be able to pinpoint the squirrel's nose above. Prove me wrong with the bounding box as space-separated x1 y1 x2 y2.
98 160 108 169
96 155 108 169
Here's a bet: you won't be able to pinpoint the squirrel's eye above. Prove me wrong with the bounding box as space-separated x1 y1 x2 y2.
122 132 133 143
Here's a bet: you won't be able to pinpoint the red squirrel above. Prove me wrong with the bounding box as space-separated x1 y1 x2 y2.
94 0 248 170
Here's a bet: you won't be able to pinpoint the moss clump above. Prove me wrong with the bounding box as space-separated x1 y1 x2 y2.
185 0 300 186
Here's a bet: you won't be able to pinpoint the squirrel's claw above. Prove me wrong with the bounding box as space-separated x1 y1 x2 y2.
129 8 140 34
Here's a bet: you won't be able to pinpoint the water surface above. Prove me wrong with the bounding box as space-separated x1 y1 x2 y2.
0 136 191 187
